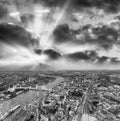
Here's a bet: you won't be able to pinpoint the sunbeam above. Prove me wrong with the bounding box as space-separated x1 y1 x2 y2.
8 0 70 50
39 0 70 49
21 0 70 49
0 43 48 69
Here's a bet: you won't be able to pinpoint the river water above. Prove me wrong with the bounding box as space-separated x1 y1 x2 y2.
0 76 64 118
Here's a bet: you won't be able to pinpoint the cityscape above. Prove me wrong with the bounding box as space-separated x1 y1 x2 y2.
0 71 120 121
1 0 120 121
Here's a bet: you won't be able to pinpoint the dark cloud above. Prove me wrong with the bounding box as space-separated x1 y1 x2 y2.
69 26 119 50
71 17 78 23
66 50 97 61
97 56 120 64
97 56 109 63
65 50 120 64
85 50 97 61
81 24 91 31
110 57 120 64
71 0 120 13
39 0 67 7
0 23 38 48
54 23 120 50
115 15 120 21
66 52 90 61
1 0 120 15
43 49 61 60
53 24 72 43
91 26 119 50
0 4 8 19
40 0 120 13
20 14 34 25
34 48 120 65
34 49 42 55
74 25 119 50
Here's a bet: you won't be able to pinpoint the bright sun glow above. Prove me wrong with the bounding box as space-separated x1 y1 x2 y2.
0 43 48 69
25 1 69 49
8 0 69 49
1 0 70 69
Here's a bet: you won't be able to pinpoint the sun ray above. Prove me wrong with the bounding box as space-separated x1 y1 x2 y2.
22 0 70 49
39 0 70 49
0 0 70 69
0 43 48 68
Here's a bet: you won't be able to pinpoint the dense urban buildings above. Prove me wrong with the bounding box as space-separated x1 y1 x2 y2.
0 71 120 121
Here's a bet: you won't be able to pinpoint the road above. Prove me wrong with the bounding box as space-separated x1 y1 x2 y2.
77 77 96 121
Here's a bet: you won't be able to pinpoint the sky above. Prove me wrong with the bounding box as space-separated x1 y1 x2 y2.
1 0 120 70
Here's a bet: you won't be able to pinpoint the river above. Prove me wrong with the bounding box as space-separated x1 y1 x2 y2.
0 76 64 118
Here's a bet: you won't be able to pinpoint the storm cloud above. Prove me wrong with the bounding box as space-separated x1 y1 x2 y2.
91 26 119 50
0 4 8 19
53 22 120 50
97 56 109 63
0 0 120 70
65 50 120 64
65 51 97 62
53 24 73 43
34 49 42 55
66 52 91 61
43 49 61 60
40 0 120 13
0 23 38 48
